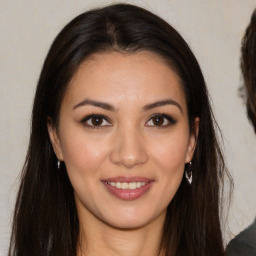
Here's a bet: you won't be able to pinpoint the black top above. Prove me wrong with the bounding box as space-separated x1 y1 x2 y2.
226 218 256 256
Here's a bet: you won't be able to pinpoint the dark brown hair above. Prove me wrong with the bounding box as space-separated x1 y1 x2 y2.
241 9 256 133
9 3 230 256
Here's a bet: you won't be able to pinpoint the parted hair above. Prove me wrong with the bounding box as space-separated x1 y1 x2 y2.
9 4 230 256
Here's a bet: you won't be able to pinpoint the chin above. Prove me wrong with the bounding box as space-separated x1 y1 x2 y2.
101 209 165 230
106 218 151 230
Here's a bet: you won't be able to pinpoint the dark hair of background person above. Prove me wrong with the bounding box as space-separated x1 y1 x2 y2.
241 9 256 133
225 8 256 256
8 3 231 256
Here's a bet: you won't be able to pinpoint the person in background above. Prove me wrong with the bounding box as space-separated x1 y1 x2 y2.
226 8 256 256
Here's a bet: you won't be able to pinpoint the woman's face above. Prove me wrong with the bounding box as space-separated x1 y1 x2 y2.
48 51 198 229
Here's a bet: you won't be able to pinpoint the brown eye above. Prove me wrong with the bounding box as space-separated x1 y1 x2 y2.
146 114 176 127
152 116 164 126
82 114 111 128
91 116 103 126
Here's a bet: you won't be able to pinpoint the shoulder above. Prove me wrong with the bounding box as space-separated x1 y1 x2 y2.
226 218 256 256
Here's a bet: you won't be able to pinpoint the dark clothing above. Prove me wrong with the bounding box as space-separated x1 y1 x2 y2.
226 218 256 256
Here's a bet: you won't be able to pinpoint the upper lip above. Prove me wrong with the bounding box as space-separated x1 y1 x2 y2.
102 176 154 183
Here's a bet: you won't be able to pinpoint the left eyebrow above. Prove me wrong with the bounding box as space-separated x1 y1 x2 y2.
73 98 116 111
143 99 183 114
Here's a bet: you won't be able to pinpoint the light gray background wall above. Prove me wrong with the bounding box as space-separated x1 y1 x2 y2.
1 0 256 254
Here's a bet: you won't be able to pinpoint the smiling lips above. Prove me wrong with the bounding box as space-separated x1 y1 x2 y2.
102 177 154 200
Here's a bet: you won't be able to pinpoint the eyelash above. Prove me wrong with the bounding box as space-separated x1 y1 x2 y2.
81 113 177 128
146 113 177 128
81 114 111 129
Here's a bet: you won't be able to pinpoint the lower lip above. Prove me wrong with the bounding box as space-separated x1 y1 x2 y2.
103 182 153 200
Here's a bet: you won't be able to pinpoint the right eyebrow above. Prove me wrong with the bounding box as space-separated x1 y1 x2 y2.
72 98 117 111
143 99 183 114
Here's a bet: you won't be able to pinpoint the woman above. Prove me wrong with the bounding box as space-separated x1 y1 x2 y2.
8 3 229 256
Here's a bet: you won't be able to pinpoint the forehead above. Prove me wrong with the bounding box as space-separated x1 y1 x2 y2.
64 51 187 111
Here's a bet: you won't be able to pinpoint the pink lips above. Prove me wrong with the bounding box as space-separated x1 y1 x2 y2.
102 176 154 200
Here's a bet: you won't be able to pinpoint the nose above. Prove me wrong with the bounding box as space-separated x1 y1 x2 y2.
110 126 148 169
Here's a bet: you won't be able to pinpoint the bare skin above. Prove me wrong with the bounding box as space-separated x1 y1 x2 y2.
48 51 198 256
77 204 165 256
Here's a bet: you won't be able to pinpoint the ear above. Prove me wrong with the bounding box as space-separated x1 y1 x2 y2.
47 118 64 161
185 117 199 163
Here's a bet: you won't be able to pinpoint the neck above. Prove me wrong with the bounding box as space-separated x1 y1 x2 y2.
77 211 166 256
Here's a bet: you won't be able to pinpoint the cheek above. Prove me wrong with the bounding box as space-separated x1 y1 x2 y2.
59 131 109 178
150 134 189 175
149 135 189 205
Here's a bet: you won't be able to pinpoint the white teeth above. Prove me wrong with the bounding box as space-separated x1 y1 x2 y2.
122 182 128 189
136 182 141 188
128 182 136 189
107 181 148 189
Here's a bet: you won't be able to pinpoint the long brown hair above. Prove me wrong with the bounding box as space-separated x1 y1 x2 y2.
9 4 230 256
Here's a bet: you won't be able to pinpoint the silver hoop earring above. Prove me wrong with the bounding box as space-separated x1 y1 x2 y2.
57 160 60 169
185 161 192 184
